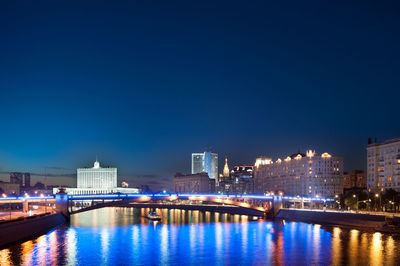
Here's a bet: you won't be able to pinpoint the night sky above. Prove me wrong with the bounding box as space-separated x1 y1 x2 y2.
0 1 399 190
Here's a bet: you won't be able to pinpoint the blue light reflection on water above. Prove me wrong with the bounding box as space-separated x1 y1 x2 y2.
1 207 400 265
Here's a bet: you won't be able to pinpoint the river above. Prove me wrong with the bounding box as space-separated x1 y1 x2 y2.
1 207 399 265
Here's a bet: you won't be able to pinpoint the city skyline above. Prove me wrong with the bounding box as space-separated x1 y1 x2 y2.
1 1 399 190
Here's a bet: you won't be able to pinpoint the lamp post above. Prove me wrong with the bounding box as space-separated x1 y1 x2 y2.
375 193 381 212
353 194 359 212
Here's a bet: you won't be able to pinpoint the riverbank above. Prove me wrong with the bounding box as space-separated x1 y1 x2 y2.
0 212 67 248
276 209 400 230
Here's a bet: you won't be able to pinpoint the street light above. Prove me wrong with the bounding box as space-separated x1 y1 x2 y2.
375 193 381 212
353 194 359 212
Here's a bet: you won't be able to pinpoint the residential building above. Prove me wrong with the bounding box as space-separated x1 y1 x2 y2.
367 138 400 192
343 170 366 190
174 172 215 193
192 152 218 181
254 150 344 198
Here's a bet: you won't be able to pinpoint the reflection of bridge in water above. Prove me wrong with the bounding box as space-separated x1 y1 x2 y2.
68 194 275 217
0 193 334 219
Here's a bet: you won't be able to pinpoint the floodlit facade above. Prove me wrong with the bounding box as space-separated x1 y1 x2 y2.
77 160 117 188
192 152 218 181
367 138 400 192
53 160 140 195
254 150 343 198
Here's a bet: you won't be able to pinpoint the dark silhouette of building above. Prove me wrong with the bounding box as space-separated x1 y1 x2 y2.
24 173 30 188
10 172 23 186
173 172 215 193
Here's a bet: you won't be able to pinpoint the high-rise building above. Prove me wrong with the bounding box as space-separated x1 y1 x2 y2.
24 173 30 188
254 150 343 198
367 138 400 192
10 172 23 186
192 152 218 181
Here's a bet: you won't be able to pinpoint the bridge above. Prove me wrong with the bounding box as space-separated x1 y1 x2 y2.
0 193 334 219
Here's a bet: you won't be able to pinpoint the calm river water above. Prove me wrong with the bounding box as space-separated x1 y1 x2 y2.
1 207 400 265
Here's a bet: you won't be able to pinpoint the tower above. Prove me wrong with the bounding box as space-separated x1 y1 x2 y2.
223 158 230 179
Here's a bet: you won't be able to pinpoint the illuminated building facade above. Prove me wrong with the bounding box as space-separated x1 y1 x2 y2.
192 152 218 181
218 165 254 194
367 138 400 192
53 160 140 195
77 160 117 188
254 150 343 197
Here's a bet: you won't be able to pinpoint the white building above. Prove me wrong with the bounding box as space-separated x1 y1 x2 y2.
77 160 117 188
53 160 140 195
192 152 218 181
367 138 400 192
254 150 343 198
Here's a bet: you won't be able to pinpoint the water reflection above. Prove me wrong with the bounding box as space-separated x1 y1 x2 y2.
1 207 400 265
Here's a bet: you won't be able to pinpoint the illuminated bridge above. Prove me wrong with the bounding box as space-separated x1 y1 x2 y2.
0 193 334 218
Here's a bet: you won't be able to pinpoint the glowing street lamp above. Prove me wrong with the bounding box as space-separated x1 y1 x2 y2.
375 193 381 212
353 194 359 212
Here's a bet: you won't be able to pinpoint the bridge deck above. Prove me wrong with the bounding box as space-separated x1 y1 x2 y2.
70 201 267 216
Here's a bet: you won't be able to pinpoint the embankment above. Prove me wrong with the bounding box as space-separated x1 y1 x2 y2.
0 212 67 248
276 209 400 229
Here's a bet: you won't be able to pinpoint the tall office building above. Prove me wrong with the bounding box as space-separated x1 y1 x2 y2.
192 152 218 181
10 172 23 186
24 173 31 188
254 150 343 198
77 160 117 188
367 138 400 192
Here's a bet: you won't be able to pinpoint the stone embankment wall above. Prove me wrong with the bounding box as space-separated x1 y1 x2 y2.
276 209 400 229
0 212 66 248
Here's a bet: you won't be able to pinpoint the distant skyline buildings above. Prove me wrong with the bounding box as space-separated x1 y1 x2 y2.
10 172 30 188
191 152 218 181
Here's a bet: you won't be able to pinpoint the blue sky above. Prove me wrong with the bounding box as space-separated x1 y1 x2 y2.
0 1 399 190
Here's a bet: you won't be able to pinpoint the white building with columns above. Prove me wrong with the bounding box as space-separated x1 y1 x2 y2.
53 160 140 195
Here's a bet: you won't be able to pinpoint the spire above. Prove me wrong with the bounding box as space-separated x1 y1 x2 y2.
223 157 230 178
94 157 100 169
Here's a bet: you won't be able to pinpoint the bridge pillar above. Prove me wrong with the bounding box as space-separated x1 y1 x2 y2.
272 196 282 217
22 199 29 213
55 189 70 219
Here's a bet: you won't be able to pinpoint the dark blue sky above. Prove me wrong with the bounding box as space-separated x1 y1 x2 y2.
0 1 399 190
